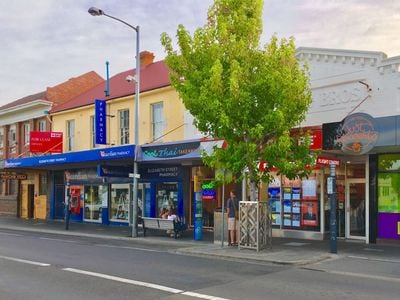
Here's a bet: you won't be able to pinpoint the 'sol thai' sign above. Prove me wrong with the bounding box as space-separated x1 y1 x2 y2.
29 131 63 153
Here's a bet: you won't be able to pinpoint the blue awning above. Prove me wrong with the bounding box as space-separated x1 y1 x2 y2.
4 145 135 169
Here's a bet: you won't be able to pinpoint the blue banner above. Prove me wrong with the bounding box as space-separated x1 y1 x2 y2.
5 145 135 168
95 99 107 145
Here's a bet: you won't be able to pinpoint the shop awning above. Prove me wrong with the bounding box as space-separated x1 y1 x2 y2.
4 145 135 169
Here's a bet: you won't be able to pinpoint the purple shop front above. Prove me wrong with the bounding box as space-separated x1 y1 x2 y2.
378 213 400 240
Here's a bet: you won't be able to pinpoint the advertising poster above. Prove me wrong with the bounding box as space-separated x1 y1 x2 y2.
283 187 292 200
283 200 291 213
292 187 301 200
283 214 291 226
292 201 300 213
301 201 318 226
292 214 300 227
302 179 318 200
269 199 281 213
268 187 281 199
272 213 281 226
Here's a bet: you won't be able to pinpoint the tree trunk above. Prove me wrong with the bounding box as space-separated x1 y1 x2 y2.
249 180 258 202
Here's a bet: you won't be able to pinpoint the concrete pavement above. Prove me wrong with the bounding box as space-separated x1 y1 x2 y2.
0 216 399 266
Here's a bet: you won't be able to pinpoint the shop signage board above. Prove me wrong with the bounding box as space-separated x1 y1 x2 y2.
5 145 135 168
140 166 182 180
140 141 200 161
97 165 131 178
0 173 27 180
316 155 341 167
322 113 379 155
95 99 107 145
29 131 63 153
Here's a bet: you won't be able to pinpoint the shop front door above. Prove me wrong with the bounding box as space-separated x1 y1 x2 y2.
346 179 366 239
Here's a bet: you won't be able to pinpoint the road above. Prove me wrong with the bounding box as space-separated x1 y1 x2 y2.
0 229 399 300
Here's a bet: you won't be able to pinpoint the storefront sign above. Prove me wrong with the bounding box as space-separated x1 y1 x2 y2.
140 166 182 179
141 141 200 161
201 182 216 201
4 145 135 168
338 113 379 155
97 165 131 178
316 155 341 167
0 173 27 180
309 129 322 150
323 113 379 155
29 131 63 153
95 99 107 145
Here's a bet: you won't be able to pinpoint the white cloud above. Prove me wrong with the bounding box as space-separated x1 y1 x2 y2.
1 0 400 106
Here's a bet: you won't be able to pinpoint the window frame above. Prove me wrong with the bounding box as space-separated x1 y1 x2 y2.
151 102 164 141
119 109 130 145
66 119 75 151
23 123 30 145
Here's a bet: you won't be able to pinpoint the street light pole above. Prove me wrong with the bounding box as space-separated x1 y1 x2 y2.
88 7 140 238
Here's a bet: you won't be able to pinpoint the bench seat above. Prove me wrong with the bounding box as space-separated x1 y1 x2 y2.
141 217 187 238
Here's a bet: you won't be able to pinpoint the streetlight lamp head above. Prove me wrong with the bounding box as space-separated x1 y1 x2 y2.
88 7 104 16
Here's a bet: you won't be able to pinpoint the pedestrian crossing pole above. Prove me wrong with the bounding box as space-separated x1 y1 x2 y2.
328 163 337 254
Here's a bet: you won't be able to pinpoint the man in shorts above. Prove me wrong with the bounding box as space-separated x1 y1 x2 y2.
227 190 239 246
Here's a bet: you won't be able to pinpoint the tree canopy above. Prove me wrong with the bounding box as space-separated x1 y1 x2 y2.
161 0 315 197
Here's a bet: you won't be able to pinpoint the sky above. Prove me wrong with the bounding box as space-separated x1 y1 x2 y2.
1 0 400 106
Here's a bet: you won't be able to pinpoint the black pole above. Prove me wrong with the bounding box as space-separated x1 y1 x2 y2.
65 183 70 231
328 164 337 254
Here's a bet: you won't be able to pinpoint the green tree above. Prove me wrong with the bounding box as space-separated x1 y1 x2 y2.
161 0 315 200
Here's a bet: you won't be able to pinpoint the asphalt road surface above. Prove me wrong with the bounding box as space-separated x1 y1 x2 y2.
0 229 399 300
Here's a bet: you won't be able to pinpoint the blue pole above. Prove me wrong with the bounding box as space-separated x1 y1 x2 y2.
105 61 110 97
329 164 337 254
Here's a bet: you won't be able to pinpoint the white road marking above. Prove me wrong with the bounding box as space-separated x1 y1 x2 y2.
39 237 81 243
182 291 231 300
63 268 183 293
348 255 400 264
0 232 23 237
95 243 164 253
0 255 50 267
63 268 231 299
324 269 400 283
348 255 369 260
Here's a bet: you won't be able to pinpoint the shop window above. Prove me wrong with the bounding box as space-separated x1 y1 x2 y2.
110 184 130 222
268 174 321 232
23 123 30 145
8 179 17 195
151 102 164 141
156 183 178 217
379 154 400 171
378 173 400 214
66 120 75 151
119 109 129 145
84 185 107 222
39 174 47 196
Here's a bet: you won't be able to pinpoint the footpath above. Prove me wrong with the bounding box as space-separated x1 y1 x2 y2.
1 216 399 266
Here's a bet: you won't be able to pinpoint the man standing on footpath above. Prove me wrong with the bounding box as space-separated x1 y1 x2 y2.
226 190 239 246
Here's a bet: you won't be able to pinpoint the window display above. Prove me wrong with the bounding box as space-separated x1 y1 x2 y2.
268 174 320 231
84 185 107 222
156 183 178 217
110 184 130 222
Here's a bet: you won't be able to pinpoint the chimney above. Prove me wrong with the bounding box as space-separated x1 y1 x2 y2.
140 51 155 68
